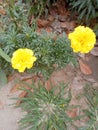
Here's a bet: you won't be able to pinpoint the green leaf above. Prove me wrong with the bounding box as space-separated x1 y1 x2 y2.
0 48 11 62
0 68 7 87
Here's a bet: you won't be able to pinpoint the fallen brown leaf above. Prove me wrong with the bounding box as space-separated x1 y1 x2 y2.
67 108 77 118
55 0 66 15
60 21 76 31
10 78 32 93
47 15 55 22
60 22 68 28
58 15 66 22
0 9 6 15
16 91 27 106
79 60 92 75
10 83 20 93
45 80 53 91
45 27 53 33
69 21 76 31
37 19 50 28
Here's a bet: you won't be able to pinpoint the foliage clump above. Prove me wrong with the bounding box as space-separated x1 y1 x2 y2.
19 83 77 130
0 1 76 79
0 26 76 78
67 0 98 23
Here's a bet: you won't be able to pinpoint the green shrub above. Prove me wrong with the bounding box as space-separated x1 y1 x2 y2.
18 82 77 130
0 25 76 79
68 0 98 24
0 0 77 79
13 0 57 18
24 0 49 18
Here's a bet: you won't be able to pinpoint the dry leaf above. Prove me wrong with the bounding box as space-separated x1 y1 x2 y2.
45 80 53 91
60 21 76 31
10 83 20 93
37 19 50 28
0 9 6 15
45 27 53 33
16 91 27 106
60 22 68 28
67 108 77 118
15 79 34 106
7 73 18 82
55 0 66 15
49 7 57 16
58 15 66 22
79 60 92 75
69 21 76 31
10 78 32 93
47 15 55 22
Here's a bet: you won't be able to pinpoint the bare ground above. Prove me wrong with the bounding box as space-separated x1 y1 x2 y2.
0 80 26 130
0 61 98 130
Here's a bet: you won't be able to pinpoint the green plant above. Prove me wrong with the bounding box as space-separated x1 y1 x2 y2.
93 24 98 37
0 0 77 79
79 85 98 130
18 82 78 130
0 23 77 79
2 0 33 29
18 0 57 18
31 31 77 79
68 0 98 24
0 48 11 86
25 0 49 18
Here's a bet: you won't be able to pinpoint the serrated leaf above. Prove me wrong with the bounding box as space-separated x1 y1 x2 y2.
0 69 7 87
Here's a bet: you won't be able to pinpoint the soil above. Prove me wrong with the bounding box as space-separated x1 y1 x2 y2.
0 62 98 130
0 80 26 130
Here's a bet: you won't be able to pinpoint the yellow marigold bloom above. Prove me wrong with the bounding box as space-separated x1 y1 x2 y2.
68 26 96 53
11 48 37 72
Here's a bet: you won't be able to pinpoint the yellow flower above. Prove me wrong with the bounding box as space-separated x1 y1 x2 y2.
68 26 96 53
11 48 37 72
